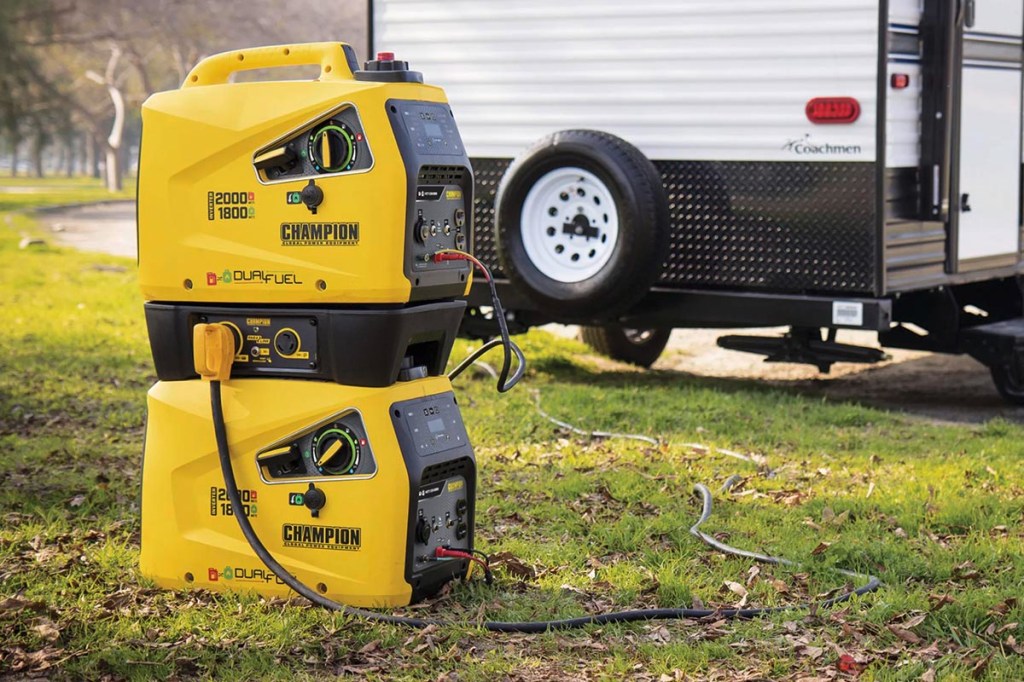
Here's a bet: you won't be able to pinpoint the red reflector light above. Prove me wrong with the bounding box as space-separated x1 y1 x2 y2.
376 51 395 61
805 97 861 124
890 73 910 89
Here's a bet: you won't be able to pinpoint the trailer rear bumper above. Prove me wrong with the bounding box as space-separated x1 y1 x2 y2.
468 282 893 332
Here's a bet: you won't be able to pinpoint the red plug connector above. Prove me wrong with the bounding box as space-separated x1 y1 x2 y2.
431 250 492 282
434 546 493 584
432 252 466 263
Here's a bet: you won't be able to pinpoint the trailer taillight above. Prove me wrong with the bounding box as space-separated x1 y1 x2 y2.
890 73 910 89
805 97 860 124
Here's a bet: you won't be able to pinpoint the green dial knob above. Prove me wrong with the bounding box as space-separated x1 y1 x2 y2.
312 424 360 475
308 121 356 173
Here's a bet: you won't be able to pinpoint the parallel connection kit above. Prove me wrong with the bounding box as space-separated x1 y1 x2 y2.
137 43 482 606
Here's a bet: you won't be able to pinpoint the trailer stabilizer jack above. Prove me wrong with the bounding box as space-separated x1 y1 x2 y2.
717 327 890 374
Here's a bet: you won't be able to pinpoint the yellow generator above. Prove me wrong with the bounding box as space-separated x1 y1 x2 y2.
137 43 483 607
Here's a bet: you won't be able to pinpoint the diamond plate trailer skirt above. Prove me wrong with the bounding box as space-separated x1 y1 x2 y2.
471 158 878 296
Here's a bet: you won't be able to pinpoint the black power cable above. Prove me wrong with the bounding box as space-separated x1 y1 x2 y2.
211 381 880 632
438 251 525 393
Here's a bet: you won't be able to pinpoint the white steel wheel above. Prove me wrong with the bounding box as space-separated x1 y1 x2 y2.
519 167 620 283
495 129 669 321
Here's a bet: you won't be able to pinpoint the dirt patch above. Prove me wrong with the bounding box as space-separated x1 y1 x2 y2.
550 325 1022 424
43 201 137 258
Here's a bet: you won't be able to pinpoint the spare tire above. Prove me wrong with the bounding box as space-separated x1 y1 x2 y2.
495 130 669 321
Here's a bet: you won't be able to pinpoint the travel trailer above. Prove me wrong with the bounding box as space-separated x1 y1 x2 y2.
371 0 1024 402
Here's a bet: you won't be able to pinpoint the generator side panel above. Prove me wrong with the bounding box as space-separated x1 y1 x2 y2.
375 0 884 296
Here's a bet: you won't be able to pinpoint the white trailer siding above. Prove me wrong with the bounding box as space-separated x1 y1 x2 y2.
886 0 922 168
374 0 881 162
888 0 922 25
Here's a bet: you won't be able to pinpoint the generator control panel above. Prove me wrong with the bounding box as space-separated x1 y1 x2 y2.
196 312 318 375
390 393 476 575
394 392 470 457
385 99 472 299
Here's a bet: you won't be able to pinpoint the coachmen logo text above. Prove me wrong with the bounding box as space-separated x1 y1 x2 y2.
782 134 861 156
281 222 359 246
282 523 362 551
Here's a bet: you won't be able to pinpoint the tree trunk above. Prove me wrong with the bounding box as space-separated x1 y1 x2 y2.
86 132 99 178
87 47 126 193
32 129 45 178
77 133 87 175
8 131 18 177
65 134 75 177
104 145 122 191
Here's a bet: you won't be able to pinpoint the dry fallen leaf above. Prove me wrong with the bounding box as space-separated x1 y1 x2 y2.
32 619 60 642
970 652 994 679
357 640 380 655
0 597 55 617
724 581 748 598
746 565 760 586
489 551 536 579
896 613 927 629
887 624 923 644
810 541 832 556
928 593 955 611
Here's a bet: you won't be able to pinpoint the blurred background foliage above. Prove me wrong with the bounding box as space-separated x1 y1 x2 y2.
0 0 367 191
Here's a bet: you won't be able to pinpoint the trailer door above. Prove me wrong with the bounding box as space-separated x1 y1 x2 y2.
955 0 1023 269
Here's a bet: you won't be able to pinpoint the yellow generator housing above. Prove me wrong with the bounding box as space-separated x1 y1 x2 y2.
138 42 471 306
138 43 479 606
140 376 474 607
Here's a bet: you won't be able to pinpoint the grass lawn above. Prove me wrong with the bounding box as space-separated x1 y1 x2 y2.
1 182 1022 680
0 175 135 213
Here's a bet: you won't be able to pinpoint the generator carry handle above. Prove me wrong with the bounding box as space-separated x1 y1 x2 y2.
182 42 356 88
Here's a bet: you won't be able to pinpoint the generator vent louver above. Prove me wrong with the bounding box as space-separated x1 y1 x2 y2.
421 457 473 485
418 165 467 185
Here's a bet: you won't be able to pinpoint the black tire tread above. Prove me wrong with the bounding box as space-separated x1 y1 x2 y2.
580 326 671 368
990 365 1024 405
